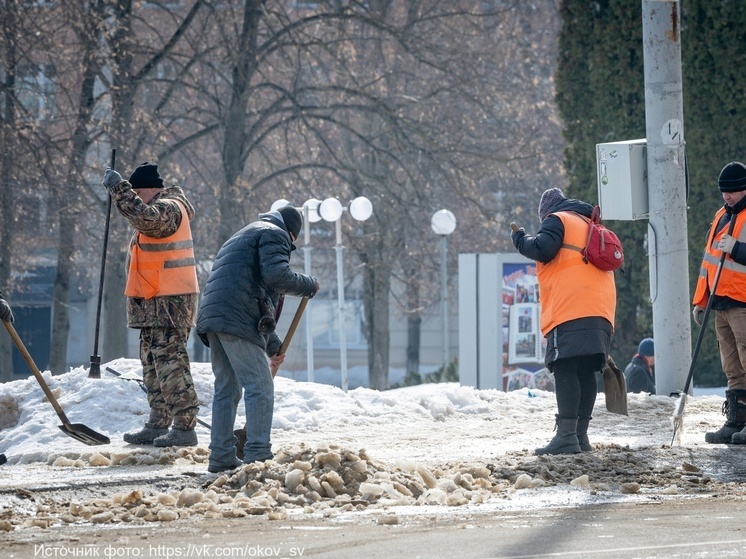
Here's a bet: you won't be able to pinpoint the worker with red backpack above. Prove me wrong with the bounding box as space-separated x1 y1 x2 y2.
511 187 617 455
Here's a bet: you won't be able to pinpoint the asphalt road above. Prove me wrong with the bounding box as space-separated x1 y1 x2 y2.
5 496 746 559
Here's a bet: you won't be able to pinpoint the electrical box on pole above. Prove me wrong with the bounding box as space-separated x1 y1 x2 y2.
596 139 648 221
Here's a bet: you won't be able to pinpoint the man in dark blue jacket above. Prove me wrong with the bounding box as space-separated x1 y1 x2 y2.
197 205 318 473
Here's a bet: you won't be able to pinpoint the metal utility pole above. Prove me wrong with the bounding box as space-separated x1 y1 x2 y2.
642 0 691 396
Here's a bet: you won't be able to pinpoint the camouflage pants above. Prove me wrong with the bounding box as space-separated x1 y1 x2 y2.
140 327 199 430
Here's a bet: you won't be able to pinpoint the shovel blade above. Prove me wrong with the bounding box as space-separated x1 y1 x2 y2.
59 424 110 446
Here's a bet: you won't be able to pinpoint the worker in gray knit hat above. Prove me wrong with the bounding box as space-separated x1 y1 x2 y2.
693 161 746 444
510 187 616 456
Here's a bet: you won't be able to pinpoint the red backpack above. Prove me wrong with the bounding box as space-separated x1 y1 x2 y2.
573 206 624 272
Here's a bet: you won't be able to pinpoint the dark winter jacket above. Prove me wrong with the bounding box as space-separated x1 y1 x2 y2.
624 354 655 394
110 181 198 329
196 211 317 355
512 197 613 370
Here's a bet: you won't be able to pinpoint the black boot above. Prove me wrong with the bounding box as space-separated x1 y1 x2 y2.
535 416 581 455
153 427 198 447
730 390 746 444
576 417 592 451
705 389 746 444
123 423 169 445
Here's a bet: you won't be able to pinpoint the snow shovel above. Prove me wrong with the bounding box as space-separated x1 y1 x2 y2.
3 321 110 446
671 217 736 445
89 148 116 379
602 355 628 415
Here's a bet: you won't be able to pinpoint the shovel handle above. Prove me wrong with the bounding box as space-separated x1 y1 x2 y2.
271 298 309 378
3 320 72 426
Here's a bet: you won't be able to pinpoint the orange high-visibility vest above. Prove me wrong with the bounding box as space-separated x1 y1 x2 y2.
537 211 616 336
692 207 746 307
124 200 199 300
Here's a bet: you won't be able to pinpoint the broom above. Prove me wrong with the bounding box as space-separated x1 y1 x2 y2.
671 217 734 445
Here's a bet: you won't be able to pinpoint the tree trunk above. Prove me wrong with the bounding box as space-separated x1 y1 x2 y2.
49 18 99 374
405 281 421 376
49 218 73 375
217 0 261 246
365 258 391 390
102 220 131 361
0 9 17 381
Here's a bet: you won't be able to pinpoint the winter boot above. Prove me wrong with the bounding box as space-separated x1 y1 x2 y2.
207 459 243 474
535 416 581 455
705 389 746 444
576 417 592 452
153 427 198 448
730 391 746 444
123 423 169 445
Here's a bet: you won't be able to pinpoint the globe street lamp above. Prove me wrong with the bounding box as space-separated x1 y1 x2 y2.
320 196 373 392
431 209 457 368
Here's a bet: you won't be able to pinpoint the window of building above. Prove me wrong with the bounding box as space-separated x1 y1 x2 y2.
310 299 366 349
14 63 57 122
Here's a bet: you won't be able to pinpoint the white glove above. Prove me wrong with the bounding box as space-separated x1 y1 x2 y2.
716 234 737 254
692 306 705 326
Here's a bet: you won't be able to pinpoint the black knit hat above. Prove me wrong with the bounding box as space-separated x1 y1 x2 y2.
718 162 746 193
278 205 303 239
128 162 164 189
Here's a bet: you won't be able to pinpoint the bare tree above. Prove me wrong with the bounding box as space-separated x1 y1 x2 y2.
98 0 207 361
172 0 566 388
1 0 565 390
0 0 22 380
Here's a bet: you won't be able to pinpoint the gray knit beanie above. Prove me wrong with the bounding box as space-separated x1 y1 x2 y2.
538 188 566 221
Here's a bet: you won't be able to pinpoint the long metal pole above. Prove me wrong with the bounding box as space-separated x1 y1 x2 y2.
303 207 314 382
642 0 690 396
335 219 348 392
89 148 116 379
440 235 449 366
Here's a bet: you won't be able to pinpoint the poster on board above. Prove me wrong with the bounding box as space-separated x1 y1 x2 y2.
501 262 551 392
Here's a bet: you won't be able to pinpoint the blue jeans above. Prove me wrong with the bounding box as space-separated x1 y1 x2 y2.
207 333 274 467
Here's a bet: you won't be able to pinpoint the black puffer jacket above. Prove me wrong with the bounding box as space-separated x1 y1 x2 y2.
196 211 317 354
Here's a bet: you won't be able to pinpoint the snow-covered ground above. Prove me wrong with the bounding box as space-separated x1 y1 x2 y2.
0 358 741 536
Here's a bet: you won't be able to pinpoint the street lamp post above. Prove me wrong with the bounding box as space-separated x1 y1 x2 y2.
431 209 457 368
301 198 322 382
319 196 373 392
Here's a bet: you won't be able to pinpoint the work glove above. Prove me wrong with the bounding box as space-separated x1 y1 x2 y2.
692 306 705 326
102 167 123 191
716 234 737 255
0 297 14 323
510 222 525 247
